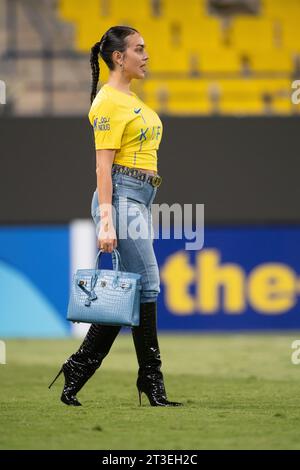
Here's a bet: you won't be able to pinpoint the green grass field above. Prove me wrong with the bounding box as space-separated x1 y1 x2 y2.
1 333 300 450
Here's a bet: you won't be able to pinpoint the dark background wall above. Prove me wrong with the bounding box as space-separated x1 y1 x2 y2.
1 116 299 224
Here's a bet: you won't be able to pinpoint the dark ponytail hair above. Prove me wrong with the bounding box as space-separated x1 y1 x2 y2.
90 25 139 104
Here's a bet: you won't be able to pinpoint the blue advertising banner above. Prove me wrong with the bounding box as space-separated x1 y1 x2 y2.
0 225 70 337
1 224 300 336
157 225 300 330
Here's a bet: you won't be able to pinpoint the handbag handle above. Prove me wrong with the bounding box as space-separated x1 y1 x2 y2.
93 248 124 288
94 248 122 272
77 249 126 307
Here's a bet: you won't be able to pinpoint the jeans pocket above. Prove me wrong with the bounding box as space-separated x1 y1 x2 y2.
118 174 144 189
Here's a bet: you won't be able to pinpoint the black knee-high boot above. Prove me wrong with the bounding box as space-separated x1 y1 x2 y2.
131 301 183 407
49 324 121 406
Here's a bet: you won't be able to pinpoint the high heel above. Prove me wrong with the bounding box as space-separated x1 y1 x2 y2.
138 389 142 406
48 361 82 406
132 301 183 408
60 361 83 406
137 377 183 407
49 324 121 406
48 368 63 389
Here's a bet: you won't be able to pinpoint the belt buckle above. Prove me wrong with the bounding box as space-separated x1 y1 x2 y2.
151 175 162 187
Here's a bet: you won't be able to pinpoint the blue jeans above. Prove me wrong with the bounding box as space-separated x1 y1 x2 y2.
91 172 160 303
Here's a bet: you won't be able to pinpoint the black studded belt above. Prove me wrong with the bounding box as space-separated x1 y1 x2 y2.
111 164 162 188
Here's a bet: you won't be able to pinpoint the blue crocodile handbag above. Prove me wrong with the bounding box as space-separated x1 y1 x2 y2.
67 249 142 327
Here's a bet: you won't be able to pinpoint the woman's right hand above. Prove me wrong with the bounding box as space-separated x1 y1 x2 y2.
98 221 117 253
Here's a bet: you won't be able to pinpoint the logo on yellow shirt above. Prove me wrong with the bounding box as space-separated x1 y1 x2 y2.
93 116 110 131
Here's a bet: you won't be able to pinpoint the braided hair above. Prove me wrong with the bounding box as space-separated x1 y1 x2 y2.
90 26 139 104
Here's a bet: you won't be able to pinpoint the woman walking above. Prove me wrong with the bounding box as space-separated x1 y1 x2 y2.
49 26 182 407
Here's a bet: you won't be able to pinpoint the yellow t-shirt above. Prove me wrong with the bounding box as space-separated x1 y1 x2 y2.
88 83 163 172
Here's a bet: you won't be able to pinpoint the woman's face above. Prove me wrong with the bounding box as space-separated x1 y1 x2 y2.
118 32 149 79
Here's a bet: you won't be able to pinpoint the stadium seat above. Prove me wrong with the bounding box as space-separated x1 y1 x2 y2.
57 0 299 115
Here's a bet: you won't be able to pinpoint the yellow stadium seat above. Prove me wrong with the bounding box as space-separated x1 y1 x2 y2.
57 0 297 115
76 18 114 50
108 0 151 21
231 18 275 50
162 0 204 21
263 0 300 18
220 99 264 115
249 50 292 73
59 0 101 21
282 21 300 51
58 0 84 21
132 19 172 49
273 97 295 114
142 78 211 114
195 48 241 73
147 49 189 73
181 19 223 50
